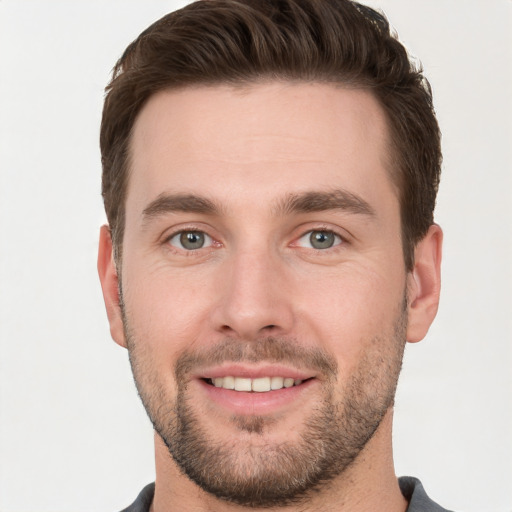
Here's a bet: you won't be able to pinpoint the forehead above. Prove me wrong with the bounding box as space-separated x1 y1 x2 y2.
127 82 395 216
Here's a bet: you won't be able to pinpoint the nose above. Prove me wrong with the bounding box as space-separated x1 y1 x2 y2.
211 248 295 340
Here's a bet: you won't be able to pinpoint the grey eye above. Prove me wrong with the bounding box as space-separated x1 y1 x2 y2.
296 230 342 250
309 231 336 249
169 231 212 250
181 231 204 249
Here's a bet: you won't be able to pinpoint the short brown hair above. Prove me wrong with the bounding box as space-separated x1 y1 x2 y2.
100 0 441 270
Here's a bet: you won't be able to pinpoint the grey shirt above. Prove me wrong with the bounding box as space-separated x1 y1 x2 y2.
120 476 453 511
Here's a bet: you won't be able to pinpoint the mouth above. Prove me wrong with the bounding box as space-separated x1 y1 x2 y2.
195 366 317 416
204 376 308 392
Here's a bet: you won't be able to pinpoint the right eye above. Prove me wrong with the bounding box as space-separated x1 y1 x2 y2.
168 231 213 251
296 230 343 250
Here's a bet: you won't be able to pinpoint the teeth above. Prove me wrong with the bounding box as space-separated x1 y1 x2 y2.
283 378 294 388
222 376 235 390
270 376 284 390
211 376 304 392
252 377 271 392
234 377 252 392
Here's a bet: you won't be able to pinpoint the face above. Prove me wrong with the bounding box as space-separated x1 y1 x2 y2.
99 82 438 507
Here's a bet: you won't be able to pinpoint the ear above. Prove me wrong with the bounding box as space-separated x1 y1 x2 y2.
97 225 127 348
406 224 443 343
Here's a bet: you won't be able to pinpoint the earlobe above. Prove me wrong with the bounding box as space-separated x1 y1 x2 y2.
406 224 443 343
97 225 127 348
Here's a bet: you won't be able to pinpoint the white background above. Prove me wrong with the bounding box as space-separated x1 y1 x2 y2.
0 1 511 511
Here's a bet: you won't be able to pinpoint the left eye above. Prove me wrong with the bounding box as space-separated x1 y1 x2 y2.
297 230 342 250
168 231 213 250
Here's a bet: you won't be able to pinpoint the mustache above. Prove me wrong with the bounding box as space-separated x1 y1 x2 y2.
175 336 338 381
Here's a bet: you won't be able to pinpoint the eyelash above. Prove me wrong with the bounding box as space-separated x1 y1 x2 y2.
294 227 345 251
164 228 217 253
163 226 347 256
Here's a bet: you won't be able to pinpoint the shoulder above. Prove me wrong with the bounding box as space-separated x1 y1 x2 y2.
399 476 455 512
119 482 155 512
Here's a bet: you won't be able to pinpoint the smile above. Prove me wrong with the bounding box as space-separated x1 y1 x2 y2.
207 376 304 392
197 369 317 415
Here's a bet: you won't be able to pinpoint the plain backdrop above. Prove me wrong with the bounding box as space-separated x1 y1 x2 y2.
0 1 511 511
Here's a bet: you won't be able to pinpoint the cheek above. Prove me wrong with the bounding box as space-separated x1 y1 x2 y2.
294 263 406 363
122 264 215 354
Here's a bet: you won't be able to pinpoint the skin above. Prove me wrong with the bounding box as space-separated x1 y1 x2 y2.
98 82 442 511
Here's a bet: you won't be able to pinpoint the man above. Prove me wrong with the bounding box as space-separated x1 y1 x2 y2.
97 0 446 510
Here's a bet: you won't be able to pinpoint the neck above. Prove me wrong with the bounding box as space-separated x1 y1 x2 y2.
150 408 408 512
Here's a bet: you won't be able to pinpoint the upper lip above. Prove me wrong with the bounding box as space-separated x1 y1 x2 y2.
194 364 315 381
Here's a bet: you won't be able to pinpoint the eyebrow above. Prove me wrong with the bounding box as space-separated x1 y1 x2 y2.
141 193 221 223
141 188 375 225
274 189 376 217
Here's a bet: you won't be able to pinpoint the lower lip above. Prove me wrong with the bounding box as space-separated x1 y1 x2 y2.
197 378 317 416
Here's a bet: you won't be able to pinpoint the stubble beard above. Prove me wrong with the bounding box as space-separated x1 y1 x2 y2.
123 300 407 508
